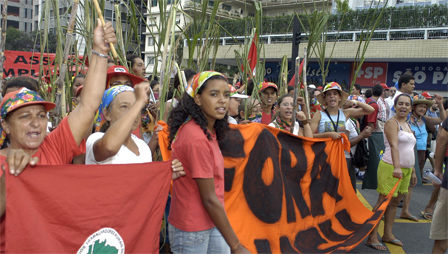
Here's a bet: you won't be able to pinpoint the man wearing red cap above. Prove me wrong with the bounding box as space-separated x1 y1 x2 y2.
422 91 433 100
106 65 145 88
376 83 389 131
259 82 278 125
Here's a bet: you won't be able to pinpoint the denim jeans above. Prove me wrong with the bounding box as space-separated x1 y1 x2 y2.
168 223 230 254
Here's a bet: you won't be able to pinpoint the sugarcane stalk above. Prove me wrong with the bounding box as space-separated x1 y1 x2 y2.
290 56 300 134
303 47 310 120
0 0 8 91
158 3 177 120
91 0 118 58
54 0 79 121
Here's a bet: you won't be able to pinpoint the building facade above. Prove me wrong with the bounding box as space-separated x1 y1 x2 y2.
2 0 35 32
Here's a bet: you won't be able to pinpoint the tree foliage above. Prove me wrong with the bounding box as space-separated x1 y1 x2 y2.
217 4 448 36
5 27 58 52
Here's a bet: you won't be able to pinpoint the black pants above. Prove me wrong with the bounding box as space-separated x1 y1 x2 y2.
346 158 357 192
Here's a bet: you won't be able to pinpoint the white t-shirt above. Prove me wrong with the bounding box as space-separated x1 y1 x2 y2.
268 122 300 136
228 116 238 125
86 132 152 164
388 90 403 119
345 119 359 158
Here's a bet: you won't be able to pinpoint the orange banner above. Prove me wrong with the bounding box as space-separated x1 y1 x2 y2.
159 121 396 253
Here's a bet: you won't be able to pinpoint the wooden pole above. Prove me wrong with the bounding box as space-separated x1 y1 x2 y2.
54 0 80 120
303 47 310 120
91 0 118 58
290 56 300 134
0 0 8 92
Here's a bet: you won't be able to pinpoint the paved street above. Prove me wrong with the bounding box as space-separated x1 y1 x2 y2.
350 162 439 254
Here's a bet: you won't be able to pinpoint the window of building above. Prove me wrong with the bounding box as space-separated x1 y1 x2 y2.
148 17 157 26
208 1 214 6
167 0 172 4
147 56 155 65
59 7 67 15
7 6 20 17
222 4 231 11
25 9 28 18
35 5 39 14
151 0 157 7
7 20 19 29
248 12 255 17
105 9 112 18
147 37 154 46
34 20 38 30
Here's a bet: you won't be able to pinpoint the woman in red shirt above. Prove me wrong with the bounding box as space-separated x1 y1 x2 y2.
166 71 250 254
0 20 117 252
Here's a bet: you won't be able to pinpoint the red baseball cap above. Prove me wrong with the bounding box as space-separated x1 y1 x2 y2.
380 83 389 90
106 65 144 87
259 82 278 92
421 91 432 99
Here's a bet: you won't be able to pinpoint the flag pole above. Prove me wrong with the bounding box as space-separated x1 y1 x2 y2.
92 0 118 58
290 56 300 134
0 0 8 91
303 47 310 120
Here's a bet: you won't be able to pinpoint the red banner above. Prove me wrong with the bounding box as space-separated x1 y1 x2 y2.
3 50 56 78
5 161 172 253
352 62 388 87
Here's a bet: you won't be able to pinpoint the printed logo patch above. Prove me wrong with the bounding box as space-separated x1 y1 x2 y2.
78 228 125 254
114 67 126 73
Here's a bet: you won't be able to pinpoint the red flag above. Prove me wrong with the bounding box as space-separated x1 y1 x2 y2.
241 35 257 74
288 59 304 87
4 162 172 253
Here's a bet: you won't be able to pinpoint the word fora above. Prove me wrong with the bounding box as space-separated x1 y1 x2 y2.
219 128 383 253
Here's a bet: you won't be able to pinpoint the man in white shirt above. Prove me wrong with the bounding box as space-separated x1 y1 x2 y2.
385 86 396 120
388 73 415 119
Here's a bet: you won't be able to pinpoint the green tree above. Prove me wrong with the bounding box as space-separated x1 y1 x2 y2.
5 27 57 52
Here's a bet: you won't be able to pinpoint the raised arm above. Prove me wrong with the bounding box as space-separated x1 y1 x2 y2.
68 19 117 145
349 126 372 147
92 83 149 162
344 100 375 119
434 123 448 186
424 94 446 126
296 111 313 138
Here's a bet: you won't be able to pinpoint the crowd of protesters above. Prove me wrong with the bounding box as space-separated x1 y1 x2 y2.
0 21 446 254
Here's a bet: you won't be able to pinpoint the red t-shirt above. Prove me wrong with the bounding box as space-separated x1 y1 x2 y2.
261 110 273 125
0 117 86 252
365 98 379 129
132 124 142 139
168 120 225 232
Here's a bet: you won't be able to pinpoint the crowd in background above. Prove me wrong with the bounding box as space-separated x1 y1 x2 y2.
0 21 446 254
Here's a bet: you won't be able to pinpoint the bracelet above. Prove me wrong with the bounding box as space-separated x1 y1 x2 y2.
231 241 241 252
91 49 109 58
